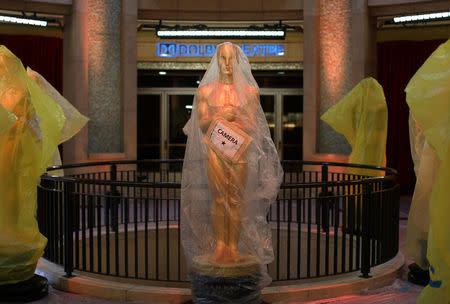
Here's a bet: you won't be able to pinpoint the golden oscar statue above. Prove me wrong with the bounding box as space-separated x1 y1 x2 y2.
197 43 258 265
181 42 282 303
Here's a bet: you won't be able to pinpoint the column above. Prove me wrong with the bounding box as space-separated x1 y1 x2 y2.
62 0 89 163
87 0 122 155
122 0 138 160
303 0 376 161
63 0 137 164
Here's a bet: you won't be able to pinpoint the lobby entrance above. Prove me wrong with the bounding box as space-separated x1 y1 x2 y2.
137 70 303 161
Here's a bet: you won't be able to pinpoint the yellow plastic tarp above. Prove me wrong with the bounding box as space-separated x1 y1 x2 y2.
27 67 88 176
404 114 439 269
405 38 450 303
321 77 388 176
27 67 88 145
0 102 16 135
0 46 65 285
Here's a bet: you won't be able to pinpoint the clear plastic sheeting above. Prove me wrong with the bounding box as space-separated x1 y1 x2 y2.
321 77 388 176
405 38 450 303
181 43 283 303
0 46 65 285
27 67 88 176
404 114 439 269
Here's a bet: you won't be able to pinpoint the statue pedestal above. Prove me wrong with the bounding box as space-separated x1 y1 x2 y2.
190 254 262 304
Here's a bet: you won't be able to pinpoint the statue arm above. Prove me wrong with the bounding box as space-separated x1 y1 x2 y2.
198 87 213 134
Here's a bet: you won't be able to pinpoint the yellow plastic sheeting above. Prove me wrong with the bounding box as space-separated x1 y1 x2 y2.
0 103 16 134
405 38 450 303
47 150 64 177
321 77 388 176
27 67 88 177
404 115 439 269
27 67 88 144
0 46 65 285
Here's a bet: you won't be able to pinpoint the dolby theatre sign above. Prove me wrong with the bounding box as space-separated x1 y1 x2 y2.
157 42 285 58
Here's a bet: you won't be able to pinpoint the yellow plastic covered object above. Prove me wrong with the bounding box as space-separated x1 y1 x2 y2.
27 67 88 176
27 67 88 144
405 38 450 303
0 46 65 285
404 114 439 269
0 102 16 134
321 77 388 176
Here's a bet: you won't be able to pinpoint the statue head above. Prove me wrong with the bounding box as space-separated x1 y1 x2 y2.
218 43 237 84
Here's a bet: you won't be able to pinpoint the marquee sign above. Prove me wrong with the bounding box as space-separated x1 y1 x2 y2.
157 42 285 58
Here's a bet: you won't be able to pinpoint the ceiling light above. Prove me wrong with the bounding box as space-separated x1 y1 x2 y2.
152 22 289 39
157 30 285 38
185 105 193 109
393 11 450 23
0 15 47 27
158 71 167 75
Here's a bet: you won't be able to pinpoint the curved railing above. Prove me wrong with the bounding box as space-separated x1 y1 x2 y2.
37 160 399 283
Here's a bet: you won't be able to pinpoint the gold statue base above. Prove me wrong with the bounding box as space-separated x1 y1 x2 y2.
192 254 260 278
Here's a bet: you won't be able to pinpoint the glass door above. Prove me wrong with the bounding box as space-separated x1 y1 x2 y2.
138 88 196 163
138 87 303 162
167 93 194 159
282 94 303 160
137 94 161 164
260 88 303 159
260 94 276 141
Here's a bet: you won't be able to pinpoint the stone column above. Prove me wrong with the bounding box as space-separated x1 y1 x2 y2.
62 0 89 164
63 0 137 163
351 0 377 85
122 0 137 161
303 0 376 161
87 0 122 155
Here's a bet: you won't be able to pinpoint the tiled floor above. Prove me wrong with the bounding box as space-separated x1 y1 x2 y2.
25 196 422 304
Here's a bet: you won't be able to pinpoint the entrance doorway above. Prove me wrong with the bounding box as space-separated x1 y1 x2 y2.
137 87 303 161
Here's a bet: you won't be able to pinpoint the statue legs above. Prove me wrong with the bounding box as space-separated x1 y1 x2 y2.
207 148 247 264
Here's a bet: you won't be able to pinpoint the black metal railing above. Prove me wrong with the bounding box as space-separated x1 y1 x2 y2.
37 160 399 283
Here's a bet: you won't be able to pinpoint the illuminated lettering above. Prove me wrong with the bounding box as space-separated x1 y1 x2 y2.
179 44 188 56
189 44 198 56
267 45 276 56
205 44 215 56
157 42 285 58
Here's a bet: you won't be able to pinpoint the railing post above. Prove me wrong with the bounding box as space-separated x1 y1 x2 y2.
321 165 328 184
63 179 75 277
110 164 117 182
360 182 372 278
320 165 329 232
109 164 119 231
